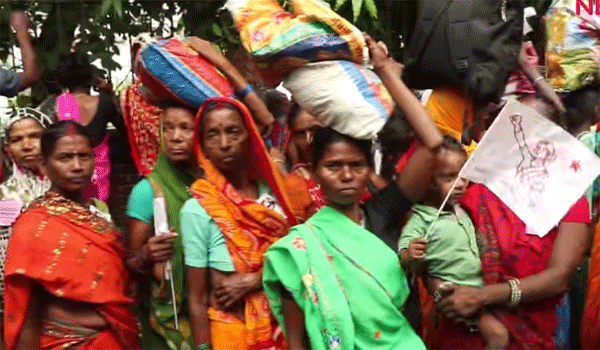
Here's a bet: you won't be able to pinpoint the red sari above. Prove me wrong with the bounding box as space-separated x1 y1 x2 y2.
3 192 139 350
426 184 590 350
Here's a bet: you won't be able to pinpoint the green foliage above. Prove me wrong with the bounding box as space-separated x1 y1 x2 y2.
0 0 404 104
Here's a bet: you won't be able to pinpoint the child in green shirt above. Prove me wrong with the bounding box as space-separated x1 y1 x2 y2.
399 136 508 350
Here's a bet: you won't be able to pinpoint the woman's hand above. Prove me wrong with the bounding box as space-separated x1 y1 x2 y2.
365 35 403 76
214 272 262 310
436 284 485 320
145 228 178 263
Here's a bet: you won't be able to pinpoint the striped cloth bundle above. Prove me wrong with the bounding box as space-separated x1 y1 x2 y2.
283 60 394 140
135 38 235 108
225 0 365 86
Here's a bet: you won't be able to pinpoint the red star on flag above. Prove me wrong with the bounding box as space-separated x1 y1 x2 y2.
571 160 582 172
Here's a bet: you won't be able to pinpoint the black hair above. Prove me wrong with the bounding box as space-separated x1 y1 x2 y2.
256 87 289 121
441 135 467 155
158 102 198 118
377 106 414 180
287 101 303 130
56 51 94 90
312 127 373 170
562 85 600 134
41 120 93 159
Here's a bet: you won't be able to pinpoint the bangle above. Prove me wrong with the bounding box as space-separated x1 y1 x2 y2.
533 76 544 86
196 343 211 350
507 278 522 307
236 83 253 99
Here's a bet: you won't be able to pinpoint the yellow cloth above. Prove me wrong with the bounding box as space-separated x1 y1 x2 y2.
425 86 474 141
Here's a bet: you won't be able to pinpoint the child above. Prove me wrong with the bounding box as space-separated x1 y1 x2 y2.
399 136 509 350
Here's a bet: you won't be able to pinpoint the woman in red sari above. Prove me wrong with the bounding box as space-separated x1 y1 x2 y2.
3 120 139 350
432 183 591 350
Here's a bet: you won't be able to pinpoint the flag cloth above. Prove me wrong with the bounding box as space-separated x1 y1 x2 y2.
460 99 600 237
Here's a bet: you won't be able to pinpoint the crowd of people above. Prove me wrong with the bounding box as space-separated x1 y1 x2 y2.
2 4 600 350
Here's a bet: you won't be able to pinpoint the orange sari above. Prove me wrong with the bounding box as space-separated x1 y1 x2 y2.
3 192 139 350
191 97 297 350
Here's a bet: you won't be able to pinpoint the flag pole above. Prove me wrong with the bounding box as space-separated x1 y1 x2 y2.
424 172 463 239
166 262 179 329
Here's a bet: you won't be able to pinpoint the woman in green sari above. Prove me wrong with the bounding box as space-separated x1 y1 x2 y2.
262 36 444 350
126 104 201 349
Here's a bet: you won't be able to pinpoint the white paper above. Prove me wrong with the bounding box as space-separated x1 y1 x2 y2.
461 100 600 236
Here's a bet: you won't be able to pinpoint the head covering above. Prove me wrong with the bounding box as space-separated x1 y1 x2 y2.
2 108 53 142
121 82 162 175
189 96 295 350
192 96 297 227
425 86 474 141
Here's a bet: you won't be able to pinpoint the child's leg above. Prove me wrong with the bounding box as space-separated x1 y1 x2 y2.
479 312 509 350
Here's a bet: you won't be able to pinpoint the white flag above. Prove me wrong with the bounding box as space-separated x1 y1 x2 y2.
460 100 600 237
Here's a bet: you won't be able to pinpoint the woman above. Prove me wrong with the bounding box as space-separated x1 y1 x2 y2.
126 103 200 349
54 50 125 201
181 96 299 350
0 108 52 338
3 121 139 349
261 36 445 349
431 184 591 350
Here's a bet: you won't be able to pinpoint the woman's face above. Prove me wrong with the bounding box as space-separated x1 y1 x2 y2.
42 134 95 193
6 118 44 172
162 107 196 163
314 140 371 206
201 107 249 175
292 111 322 162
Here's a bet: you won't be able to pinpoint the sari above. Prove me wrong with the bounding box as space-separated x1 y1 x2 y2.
190 96 298 350
121 82 162 176
142 154 196 349
263 206 426 350
3 191 139 350
56 93 111 201
426 183 589 350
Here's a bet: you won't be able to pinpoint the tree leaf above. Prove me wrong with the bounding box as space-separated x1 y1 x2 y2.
352 0 363 22
211 22 223 37
364 0 377 18
99 0 112 17
335 0 348 11
113 0 123 18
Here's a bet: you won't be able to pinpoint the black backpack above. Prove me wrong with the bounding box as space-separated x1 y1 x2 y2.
403 0 525 104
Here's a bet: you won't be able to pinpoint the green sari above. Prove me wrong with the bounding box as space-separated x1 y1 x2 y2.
142 154 195 350
263 206 425 350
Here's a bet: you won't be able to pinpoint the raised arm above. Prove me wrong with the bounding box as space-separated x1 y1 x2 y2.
518 42 565 114
11 11 40 92
185 37 275 134
365 35 444 201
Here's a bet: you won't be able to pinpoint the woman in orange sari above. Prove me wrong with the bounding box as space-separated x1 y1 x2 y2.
3 121 139 350
182 96 298 350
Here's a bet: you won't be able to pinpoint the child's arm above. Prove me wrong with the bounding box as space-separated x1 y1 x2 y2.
400 238 428 268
